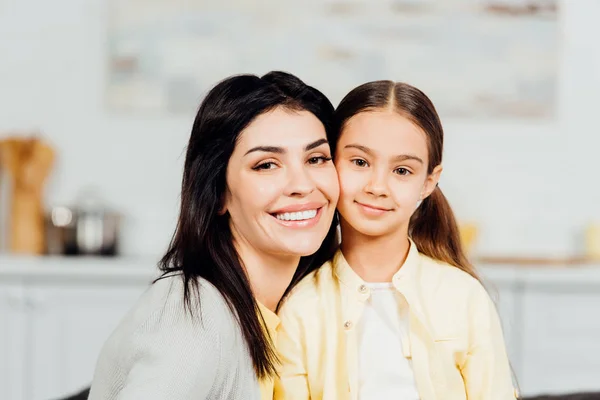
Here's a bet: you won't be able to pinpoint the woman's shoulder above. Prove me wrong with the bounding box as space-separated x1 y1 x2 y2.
144 273 239 327
90 274 255 399
96 274 244 373
107 274 241 348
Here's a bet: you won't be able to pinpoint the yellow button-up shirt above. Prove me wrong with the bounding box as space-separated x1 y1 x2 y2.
274 240 517 400
258 302 281 400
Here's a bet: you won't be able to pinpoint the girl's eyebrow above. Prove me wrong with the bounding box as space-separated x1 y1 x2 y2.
344 143 423 164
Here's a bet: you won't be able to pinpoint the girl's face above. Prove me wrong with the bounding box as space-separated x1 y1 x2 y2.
335 110 441 239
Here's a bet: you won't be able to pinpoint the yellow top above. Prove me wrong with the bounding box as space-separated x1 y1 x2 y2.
258 302 281 400
274 239 517 400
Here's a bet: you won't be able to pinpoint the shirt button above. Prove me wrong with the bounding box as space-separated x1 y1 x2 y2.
343 320 353 330
358 284 368 293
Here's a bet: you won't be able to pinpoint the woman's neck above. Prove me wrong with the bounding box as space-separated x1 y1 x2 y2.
234 240 299 312
340 221 410 283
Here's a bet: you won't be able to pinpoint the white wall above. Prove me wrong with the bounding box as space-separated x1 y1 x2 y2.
1 0 599 257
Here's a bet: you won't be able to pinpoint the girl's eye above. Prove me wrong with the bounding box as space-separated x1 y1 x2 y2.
352 159 368 167
394 167 411 176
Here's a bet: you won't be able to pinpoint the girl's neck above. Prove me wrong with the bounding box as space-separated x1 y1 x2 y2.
340 221 411 283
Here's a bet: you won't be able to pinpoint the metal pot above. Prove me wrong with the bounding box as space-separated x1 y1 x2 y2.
45 193 122 256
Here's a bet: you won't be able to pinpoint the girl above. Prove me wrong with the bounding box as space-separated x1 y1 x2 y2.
88 71 340 400
274 81 516 400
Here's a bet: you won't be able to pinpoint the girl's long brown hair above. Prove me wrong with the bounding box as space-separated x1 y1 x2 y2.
333 80 479 280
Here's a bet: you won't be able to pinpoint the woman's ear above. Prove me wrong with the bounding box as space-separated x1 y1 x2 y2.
218 189 230 216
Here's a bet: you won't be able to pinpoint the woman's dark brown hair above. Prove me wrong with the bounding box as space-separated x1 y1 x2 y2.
157 71 339 379
333 80 478 280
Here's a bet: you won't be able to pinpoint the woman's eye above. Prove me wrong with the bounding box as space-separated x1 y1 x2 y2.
253 162 277 171
394 167 410 176
351 159 368 167
308 156 332 165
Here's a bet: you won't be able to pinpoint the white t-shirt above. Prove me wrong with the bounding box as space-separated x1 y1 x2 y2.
357 282 420 400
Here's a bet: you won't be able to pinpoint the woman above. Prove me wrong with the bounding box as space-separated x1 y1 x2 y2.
88 71 340 400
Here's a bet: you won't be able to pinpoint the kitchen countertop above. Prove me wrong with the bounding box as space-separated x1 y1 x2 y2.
0 253 160 282
1 253 600 286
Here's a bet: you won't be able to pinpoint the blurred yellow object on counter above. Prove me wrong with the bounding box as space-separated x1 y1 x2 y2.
0 135 55 255
459 222 479 255
585 223 600 261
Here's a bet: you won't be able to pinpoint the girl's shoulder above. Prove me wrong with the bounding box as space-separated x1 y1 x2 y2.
279 259 338 314
418 253 482 286
416 253 492 304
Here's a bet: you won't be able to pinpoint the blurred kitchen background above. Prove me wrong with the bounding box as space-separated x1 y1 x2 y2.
1 0 600 399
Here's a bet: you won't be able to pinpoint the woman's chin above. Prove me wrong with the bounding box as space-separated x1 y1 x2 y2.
276 240 325 258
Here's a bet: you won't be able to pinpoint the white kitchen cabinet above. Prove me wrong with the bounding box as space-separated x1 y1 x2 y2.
496 286 523 383
479 265 600 398
518 281 600 397
2 256 600 400
0 255 157 400
0 279 27 400
25 280 150 400
480 267 522 377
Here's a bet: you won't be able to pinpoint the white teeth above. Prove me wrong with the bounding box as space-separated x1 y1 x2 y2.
275 209 318 221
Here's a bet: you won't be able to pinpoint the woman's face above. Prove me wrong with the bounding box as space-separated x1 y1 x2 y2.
224 106 339 259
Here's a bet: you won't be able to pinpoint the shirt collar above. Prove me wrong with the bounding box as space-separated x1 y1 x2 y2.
258 301 280 334
333 237 421 292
